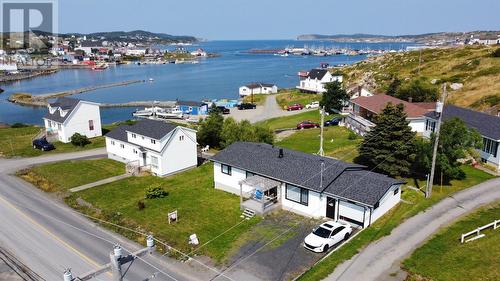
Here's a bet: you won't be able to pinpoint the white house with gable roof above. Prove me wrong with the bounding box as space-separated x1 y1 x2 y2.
105 119 198 177
297 69 343 93
43 97 102 143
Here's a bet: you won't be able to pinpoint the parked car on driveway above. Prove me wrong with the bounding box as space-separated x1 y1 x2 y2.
286 104 303 111
304 221 353 253
297 120 320 130
237 103 257 110
210 106 230 115
306 101 320 109
32 137 55 151
324 117 340 126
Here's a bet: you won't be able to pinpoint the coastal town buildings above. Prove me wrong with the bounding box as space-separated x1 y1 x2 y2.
105 119 198 177
211 142 404 227
239 83 278 97
296 69 343 93
176 100 209 115
424 105 500 171
343 94 435 136
43 97 102 143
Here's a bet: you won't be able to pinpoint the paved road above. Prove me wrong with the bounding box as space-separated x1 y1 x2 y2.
325 177 500 281
229 95 315 123
0 149 213 281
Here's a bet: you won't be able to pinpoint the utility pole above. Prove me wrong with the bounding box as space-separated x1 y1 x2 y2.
318 106 325 156
64 236 155 281
426 83 447 198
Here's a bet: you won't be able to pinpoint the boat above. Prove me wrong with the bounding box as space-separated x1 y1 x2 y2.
148 78 154 82
132 106 165 117
92 63 109 71
156 107 184 119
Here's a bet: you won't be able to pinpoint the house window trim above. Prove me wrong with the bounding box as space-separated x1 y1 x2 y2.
482 137 498 158
151 139 156 144
394 187 399 196
221 164 232 175
88 120 94 131
285 183 309 206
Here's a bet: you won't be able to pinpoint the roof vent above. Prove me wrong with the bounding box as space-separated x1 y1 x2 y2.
278 148 284 158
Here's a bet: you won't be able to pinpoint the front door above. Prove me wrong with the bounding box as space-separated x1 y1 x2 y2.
326 197 336 219
142 152 147 166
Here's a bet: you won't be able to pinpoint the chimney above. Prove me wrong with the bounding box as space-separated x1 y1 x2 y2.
278 148 284 158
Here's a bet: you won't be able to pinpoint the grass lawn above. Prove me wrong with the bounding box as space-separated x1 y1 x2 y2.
403 203 500 281
258 110 321 130
276 90 321 109
242 94 267 105
277 126 361 163
18 159 125 192
298 165 496 281
0 125 105 158
65 163 260 262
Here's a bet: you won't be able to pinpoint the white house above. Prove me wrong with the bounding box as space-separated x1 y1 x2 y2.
423 105 500 171
211 142 404 228
43 97 102 143
239 83 278 97
343 94 434 136
105 119 198 177
296 69 343 93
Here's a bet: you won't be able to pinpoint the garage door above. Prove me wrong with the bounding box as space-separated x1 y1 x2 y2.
338 200 365 227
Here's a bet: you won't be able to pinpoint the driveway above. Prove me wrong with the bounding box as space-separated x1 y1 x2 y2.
229 95 314 123
0 150 213 281
325 177 500 281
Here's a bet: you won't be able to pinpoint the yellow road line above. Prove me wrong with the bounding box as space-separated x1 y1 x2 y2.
0 195 103 270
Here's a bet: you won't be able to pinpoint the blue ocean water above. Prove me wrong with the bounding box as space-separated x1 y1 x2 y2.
0 40 414 125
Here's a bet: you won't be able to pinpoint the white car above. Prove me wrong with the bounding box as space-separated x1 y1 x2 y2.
304 221 353 253
305 101 320 109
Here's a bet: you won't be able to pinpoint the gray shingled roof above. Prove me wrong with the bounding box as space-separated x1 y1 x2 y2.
245 82 277 89
211 142 402 206
43 97 80 123
104 125 129 142
307 69 328 80
125 119 177 140
177 100 206 107
425 105 500 140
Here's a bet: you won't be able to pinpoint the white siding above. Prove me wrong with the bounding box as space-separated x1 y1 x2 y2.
371 184 401 223
213 162 247 194
127 131 163 151
105 137 141 164
281 187 326 218
408 118 426 134
157 128 197 176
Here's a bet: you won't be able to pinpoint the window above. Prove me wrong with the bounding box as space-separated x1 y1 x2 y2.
330 226 345 236
221 164 232 175
373 201 380 209
394 187 399 196
132 133 136 138
151 139 156 144
285 184 308 205
111 140 115 145
246 171 255 178
58 124 62 130
88 120 94 131
425 119 436 132
120 144 125 149
133 149 137 154
482 138 498 157
179 135 184 141
151 156 159 168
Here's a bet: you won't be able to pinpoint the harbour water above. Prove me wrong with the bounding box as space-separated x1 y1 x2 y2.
0 40 414 125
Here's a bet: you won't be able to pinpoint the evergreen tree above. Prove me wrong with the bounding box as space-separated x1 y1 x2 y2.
320 81 350 114
387 77 401 97
357 103 416 177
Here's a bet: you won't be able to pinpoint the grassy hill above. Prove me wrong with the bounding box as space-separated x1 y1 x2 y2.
341 45 500 113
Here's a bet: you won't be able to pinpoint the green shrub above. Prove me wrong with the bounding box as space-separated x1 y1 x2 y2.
10 123 30 128
137 200 146 210
492 48 500 58
70 133 91 147
145 185 168 199
348 131 358 140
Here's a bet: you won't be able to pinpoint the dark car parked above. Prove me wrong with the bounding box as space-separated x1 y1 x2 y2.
324 117 340 126
297 120 320 130
237 103 257 110
32 137 55 151
210 106 230 114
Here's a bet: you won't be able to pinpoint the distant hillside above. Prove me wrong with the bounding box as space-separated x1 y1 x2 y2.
72 30 198 43
297 31 500 44
340 45 500 114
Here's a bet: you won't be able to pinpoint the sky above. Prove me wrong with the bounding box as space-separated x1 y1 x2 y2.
57 0 500 40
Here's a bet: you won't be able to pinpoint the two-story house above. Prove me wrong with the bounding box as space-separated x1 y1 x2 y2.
296 69 343 93
105 119 198 177
43 97 102 143
424 105 500 171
